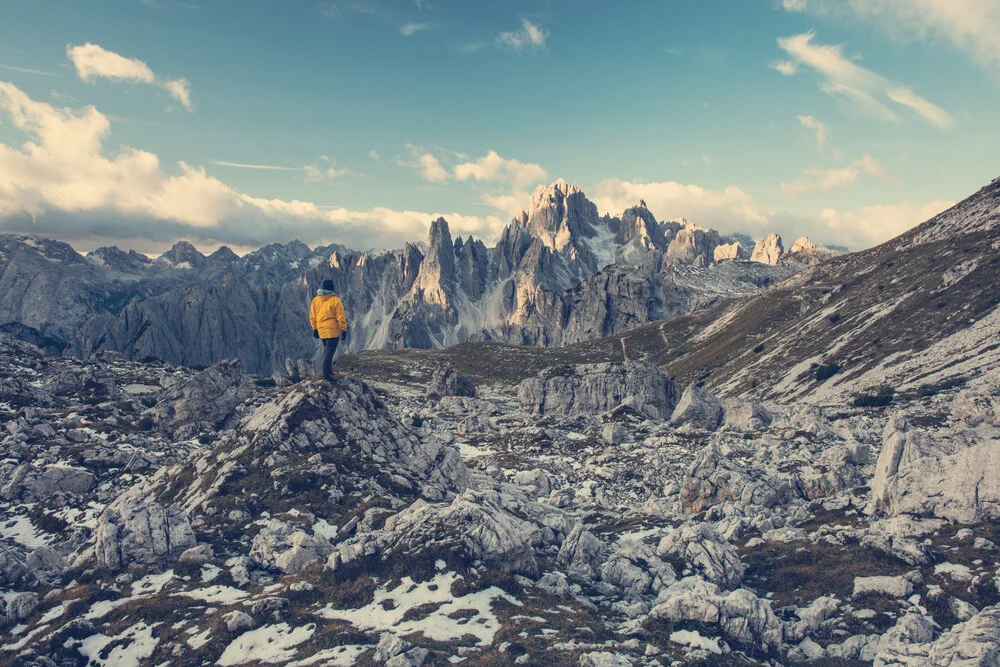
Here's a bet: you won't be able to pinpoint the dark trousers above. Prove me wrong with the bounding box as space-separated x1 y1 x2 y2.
321 336 340 378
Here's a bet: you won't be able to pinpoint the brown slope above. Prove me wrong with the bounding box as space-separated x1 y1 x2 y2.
623 177 1000 401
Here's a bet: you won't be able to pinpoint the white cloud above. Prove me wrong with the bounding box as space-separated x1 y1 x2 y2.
796 114 828 148
591 176 951 250
782 0 808 11
303 162 351 182
0 64 61 77
818 199 954 247
369 150 380 160
66 43 193 111
776 32 953 128
400 22 432 36
454 151 548 189
591 179 772 235
416 152 449 182
770 59 799 76
781 154 887 195
795 0 1000 74
497 18 547 51
210 160 301 171
701 155 712 167
0 82 506 251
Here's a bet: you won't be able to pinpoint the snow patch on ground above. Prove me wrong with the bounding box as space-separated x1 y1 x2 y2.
317 571 519 645
216 622 316 666
174 585 249 605
0 514 51 548
670 629 722 654
76 622 159 667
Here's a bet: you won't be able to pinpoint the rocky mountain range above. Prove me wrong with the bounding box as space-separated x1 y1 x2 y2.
0 180 831 376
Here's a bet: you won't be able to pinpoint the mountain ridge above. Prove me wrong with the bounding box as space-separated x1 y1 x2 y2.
0 180 829 374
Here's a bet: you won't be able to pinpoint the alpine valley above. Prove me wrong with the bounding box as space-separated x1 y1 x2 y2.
1 177 1000 667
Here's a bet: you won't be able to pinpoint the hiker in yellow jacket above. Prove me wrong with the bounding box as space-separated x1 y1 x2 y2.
309 279 348 381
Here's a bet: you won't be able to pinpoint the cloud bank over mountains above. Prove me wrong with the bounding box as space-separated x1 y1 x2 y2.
0 79 954 254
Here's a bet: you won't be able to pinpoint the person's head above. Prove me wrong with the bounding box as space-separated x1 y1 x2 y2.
321 279 335 291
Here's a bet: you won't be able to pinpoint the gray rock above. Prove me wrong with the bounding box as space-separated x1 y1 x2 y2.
1 463 95 502
224 610 255 633
4 591 39 626
427 365 476 399
250 519 332 574
558 524 606 581
870 413 1000 523
153 358 252 431
670 383 723 430
649 577 783 653
92 486 196 569
178 543 214 564
656 523 745 589
519 362 679 421
721 398 773 431
680 444 791 514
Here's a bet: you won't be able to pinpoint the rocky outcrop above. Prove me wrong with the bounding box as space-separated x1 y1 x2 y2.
714 241 747 262
153 358 252 432
869 413 1000 523
649 577 783 653
666 221 722 266
750 233 784 265
1 463 95 502
558 524 606 581
250 519 333 574
426 365 476 399
680 444 791 514
656 523 745 589
518 362 679 421
671 383 724 429
789 237 816 253
871 607 1000 666
91 486 196 569
332 490 545 577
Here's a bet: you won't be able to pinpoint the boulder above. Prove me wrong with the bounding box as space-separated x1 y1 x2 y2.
656 523 745 589
92 486 196 569
331 490 544 577
0 463 95 502
153 358 253 431
250 519 333 574
853 575 914 598
680 444 791 514
558 524 606 582
721 398 772 431
519 362 678 421
870 414 1000 523
670 383 723 430
649 577 783 653
426 365 477 399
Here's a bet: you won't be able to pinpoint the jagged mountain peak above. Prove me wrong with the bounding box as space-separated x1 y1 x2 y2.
208 246 239 263
156 240 207 269
789 236 816 253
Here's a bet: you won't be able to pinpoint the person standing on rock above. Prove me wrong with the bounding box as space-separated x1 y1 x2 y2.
309 279 348 381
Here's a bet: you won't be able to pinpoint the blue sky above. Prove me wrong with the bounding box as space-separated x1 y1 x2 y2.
0 0 998 253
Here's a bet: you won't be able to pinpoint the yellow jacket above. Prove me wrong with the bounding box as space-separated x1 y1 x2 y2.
309 294 347 339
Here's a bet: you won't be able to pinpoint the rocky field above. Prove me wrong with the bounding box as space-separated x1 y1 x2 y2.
1 329 999 666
